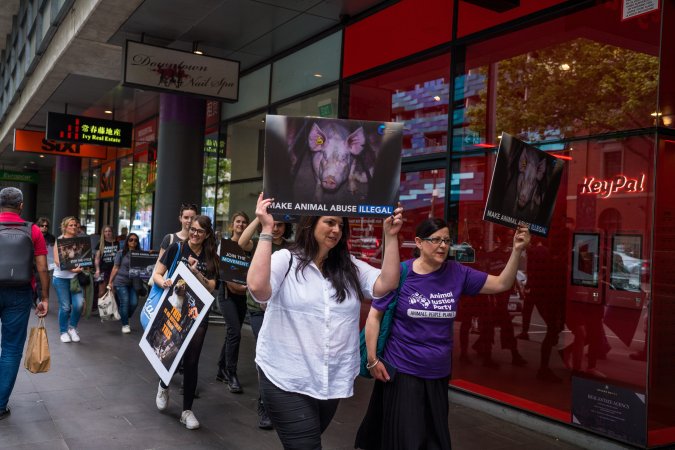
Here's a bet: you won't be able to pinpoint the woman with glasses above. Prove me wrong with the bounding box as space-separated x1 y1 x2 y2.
355 218 530 450
52 216 85 343
153 215 218 430
108 232 141 334
247 194 403 449
214 212 251 394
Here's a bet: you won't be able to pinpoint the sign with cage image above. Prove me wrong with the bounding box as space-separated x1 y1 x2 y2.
139 263 214 385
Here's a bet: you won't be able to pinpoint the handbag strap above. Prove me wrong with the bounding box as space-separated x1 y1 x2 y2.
392 260 410 304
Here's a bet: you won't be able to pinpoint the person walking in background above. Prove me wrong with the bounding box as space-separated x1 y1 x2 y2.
215 211 250 393
35 217 56 304
247 193 403 449
108 232 142 334
53 216 85 343
153 215 218 430
356 219 530 450
0 187 50 420
94 225 117 299
237 214 293 429
156 203 199 262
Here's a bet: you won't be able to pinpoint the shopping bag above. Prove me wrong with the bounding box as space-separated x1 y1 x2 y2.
98 286 120 321
24 317 50 374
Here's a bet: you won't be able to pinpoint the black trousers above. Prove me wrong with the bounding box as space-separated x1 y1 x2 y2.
259 370 339 450
217 287 247 372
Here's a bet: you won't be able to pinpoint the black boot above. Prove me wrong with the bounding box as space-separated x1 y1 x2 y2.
216 367 229 383
257 397 273 429
227 370 243 394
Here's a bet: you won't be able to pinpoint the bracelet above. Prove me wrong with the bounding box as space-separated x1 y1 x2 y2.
259 233 273 242
366 358 380 370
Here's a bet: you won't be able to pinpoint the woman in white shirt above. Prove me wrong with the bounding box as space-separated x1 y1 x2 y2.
247 193 403 449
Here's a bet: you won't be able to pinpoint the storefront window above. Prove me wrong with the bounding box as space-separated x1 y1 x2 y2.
276 87 338 118
454 1 660 151
348 54 450 158
271 32 341 104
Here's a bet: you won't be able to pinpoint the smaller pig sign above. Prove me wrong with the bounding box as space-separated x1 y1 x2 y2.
263 115 403 218
483 133 564 237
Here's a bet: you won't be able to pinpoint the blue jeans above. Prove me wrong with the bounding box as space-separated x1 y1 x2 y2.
0 285 32 410
114 285 138 326
53 276 84 334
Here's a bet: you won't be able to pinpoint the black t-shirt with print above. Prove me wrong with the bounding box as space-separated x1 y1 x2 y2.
159 242 216 281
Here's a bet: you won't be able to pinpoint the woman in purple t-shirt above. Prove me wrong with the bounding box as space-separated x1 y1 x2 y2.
356 218 530 450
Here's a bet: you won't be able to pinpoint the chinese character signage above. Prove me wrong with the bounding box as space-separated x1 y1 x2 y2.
46 112 133 148
13 129 108 159
124 41 240 102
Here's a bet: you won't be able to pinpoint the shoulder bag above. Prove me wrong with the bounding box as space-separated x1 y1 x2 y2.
359 261 409 378
140 243 181 330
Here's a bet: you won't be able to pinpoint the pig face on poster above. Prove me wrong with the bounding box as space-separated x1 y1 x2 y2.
309 122 366 200
263 115 403 218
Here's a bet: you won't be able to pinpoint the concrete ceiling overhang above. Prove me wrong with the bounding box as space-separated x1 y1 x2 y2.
0 0 144 168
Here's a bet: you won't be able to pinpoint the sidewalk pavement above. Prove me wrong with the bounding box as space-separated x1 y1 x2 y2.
0 294 584 449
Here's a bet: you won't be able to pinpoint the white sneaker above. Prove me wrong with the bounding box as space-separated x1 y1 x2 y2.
67 328 80 342
156 382 169 411
60 332 71 343
180 410 200 429
122 325 131 334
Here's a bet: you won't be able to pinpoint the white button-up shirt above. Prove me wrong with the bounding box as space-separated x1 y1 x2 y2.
253 249 381 400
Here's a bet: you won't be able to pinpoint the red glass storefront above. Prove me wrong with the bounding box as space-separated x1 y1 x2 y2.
344 0 675 447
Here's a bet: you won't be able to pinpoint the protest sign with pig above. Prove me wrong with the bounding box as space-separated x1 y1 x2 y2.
263 115 403 218
483 133 564 237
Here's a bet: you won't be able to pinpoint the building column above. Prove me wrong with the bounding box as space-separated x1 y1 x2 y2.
53 156 81 228
20 180 38 221
152 93 205 249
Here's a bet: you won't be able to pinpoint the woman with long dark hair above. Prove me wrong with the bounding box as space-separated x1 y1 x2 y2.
247 193 403 449
152 215 218 430
108 232 141 334
355 218 530 450
215 211 250 392
95 225 116 298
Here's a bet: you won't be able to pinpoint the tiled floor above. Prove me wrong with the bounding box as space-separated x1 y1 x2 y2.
0 294 584 450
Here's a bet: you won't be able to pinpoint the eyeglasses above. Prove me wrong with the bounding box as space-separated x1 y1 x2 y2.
189 227 206 236
421 237 452 246
39 224 49 228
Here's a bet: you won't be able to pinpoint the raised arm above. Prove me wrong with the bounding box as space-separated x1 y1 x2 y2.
371 206 403 298
238 217 259 252
480 225 531 294
246 194 275 301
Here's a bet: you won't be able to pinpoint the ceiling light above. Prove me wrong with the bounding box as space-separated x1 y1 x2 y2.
104 110 113 114
433 96 441 101
39 155 44 158
193 41 203 55
92 174 97 177
559 63 571 71
313 73 323 78
129 163 133 166
651 112 663 117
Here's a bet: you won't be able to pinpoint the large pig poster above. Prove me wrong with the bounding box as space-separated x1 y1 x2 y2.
483 133 564 237
263 115 403 218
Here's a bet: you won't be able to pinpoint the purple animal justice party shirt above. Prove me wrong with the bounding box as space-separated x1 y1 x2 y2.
372 259 487 379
